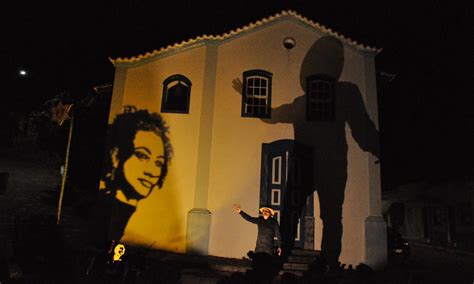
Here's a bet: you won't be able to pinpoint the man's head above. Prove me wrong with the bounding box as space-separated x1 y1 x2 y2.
259 206 275 220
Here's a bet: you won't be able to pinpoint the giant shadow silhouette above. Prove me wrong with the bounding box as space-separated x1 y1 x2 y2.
233 36 380 268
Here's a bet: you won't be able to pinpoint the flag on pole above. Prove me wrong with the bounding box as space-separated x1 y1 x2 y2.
51 100 74 224
51 101 73 126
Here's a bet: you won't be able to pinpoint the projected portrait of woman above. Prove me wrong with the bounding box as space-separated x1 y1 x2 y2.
89 106 173 248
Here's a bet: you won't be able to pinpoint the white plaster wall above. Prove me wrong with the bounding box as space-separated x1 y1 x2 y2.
206 20 377 266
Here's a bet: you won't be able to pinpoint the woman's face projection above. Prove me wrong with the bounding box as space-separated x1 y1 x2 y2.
123 130 165 197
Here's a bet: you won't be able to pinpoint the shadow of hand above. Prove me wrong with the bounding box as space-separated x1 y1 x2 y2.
232 78 243 95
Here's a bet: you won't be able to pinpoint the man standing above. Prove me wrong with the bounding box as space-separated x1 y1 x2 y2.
233 204 282 256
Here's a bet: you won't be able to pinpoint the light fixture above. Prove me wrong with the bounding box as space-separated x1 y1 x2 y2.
283 37 296 50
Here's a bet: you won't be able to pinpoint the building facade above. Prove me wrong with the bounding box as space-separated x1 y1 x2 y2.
106 10 386 268
383 179 474 253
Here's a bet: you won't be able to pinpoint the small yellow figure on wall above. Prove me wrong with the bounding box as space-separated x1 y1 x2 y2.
113 244 126 262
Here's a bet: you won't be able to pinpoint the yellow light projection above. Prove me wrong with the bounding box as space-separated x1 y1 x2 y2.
113 244 126 262
122 171 185 252
91 106 185 252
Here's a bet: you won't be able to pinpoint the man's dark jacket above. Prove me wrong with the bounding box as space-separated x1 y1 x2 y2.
240 211 282 255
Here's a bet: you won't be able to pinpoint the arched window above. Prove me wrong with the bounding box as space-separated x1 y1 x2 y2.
161 74 192 114
241 69 272 118
306 75 335 122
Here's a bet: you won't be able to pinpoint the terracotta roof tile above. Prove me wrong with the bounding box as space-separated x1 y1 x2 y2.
111 10 381 66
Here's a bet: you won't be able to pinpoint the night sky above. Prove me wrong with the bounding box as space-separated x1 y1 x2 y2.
2 1 471 189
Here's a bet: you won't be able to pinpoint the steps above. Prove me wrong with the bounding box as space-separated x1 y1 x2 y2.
204 249 322 278
280 249 321 277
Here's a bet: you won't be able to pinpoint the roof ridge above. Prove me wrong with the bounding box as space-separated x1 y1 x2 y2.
111 9 381 65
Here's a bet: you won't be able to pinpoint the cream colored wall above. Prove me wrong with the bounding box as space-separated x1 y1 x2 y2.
108 18 380 263
109 47 207 252
207 21 307 259
340 49 373 265
205 20 378 266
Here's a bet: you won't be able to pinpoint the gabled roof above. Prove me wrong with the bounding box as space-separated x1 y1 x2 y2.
111 10 381 66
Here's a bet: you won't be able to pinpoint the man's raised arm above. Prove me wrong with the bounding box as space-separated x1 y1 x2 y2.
233 204 259 224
